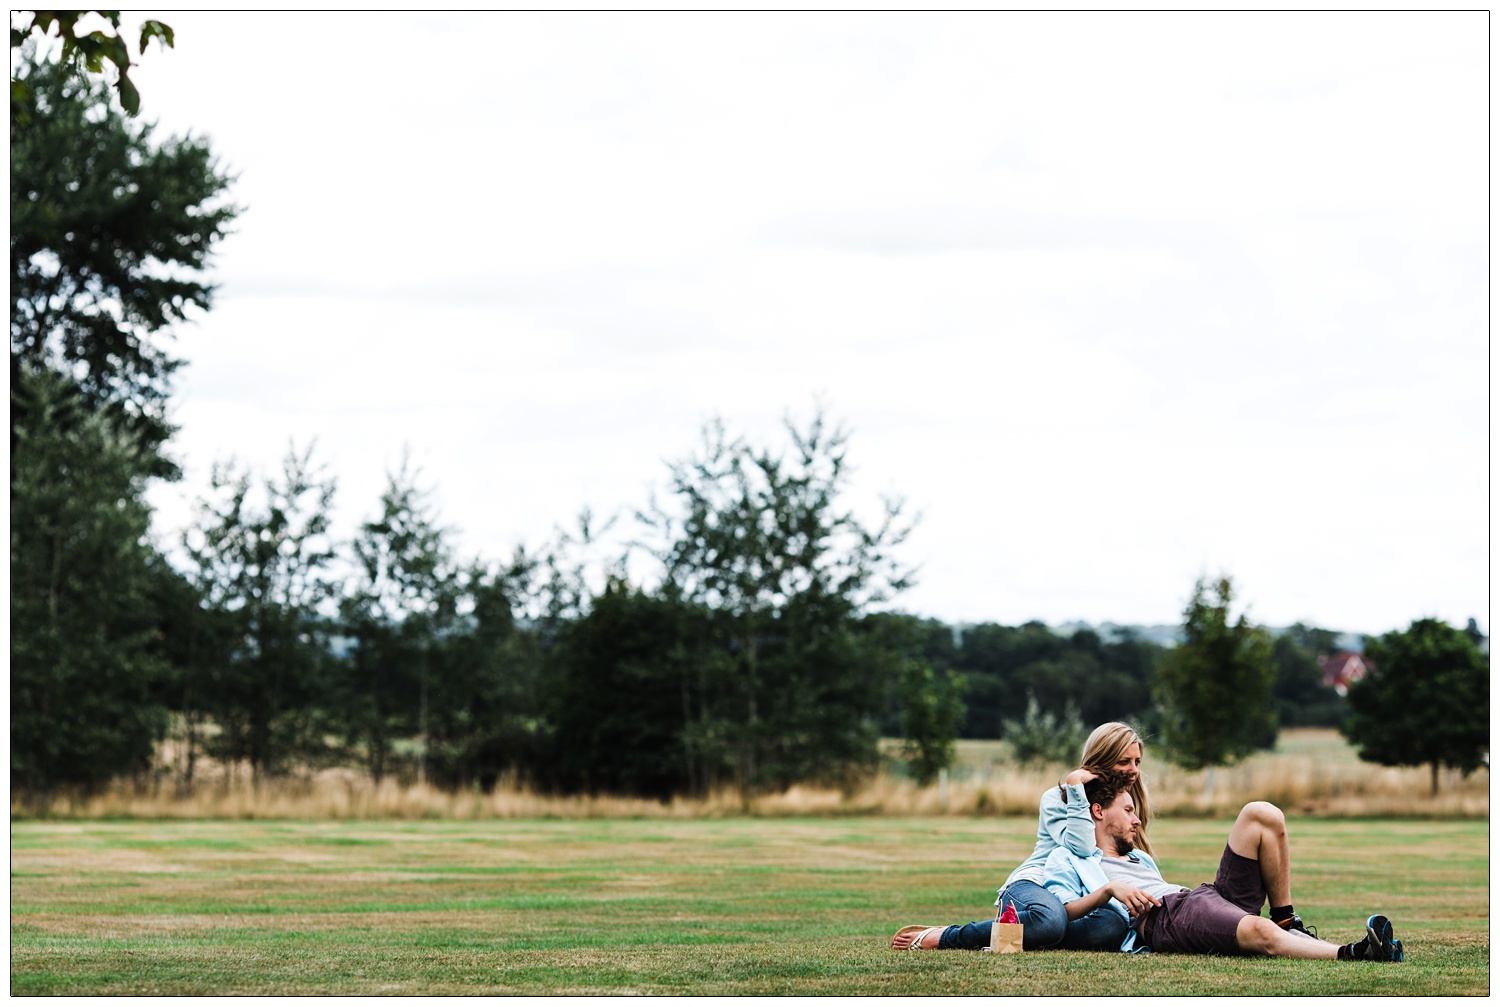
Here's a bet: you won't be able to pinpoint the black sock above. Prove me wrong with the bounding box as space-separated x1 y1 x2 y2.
1270 905 1295 924
1339 938 1368 961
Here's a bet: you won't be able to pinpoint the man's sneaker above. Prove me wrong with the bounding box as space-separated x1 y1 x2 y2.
1277 914 1318 940
1362 914 1404 962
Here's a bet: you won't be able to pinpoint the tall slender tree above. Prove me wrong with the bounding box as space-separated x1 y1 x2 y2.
10 367 167 795
182 445 339 781
1154 576 1276 777
11 48 237 467
639 410 915 794
425 558 543 790
10 37 235 796
340 456 461 784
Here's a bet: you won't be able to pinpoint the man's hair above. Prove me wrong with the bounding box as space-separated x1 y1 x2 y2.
1083 769 1134 814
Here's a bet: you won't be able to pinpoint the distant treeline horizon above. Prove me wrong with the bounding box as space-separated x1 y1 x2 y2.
928 619 1372 654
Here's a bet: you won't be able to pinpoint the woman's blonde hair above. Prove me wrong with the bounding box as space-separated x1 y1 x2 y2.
1080 722 1153 856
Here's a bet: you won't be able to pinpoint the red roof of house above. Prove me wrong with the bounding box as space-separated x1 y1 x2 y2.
1317 651 1372 696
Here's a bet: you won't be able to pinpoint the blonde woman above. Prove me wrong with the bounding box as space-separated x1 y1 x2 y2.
892 722 1151 951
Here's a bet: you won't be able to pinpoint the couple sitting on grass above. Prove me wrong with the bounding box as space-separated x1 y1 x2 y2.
892 722 1404 963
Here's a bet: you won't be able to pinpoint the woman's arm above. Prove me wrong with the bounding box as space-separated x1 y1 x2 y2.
1040 782 1097 857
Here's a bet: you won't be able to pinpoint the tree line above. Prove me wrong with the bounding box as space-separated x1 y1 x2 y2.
10 25 1488 803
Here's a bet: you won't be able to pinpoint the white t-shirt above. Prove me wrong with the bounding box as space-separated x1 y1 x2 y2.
1098 852 1189 901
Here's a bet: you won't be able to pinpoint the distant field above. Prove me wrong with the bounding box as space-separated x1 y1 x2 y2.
936 728 1488 819
11 816 1487 995
17 729 1486 822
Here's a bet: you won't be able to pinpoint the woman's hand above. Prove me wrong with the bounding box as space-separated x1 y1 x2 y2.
1064 768 1098 786
1104 880 1160 918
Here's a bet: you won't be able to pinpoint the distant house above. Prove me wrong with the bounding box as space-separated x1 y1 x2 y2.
1318 651 1371 696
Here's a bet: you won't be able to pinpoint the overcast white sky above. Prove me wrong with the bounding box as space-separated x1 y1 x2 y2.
125 12 1486 636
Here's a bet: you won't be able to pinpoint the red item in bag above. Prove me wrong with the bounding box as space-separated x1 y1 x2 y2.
998 904 1019 925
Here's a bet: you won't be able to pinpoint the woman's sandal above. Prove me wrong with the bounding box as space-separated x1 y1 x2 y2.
891 924 944 950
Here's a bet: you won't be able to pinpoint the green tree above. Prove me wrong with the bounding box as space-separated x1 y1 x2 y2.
861 612 966 785
541 581 709 799
1341 618 1489 795
182 445 340 781
640 411 915 794
144 546 233 794
10 365 167 795
896 659 966 786
340 457 462 785
952 622 1161 738
425 559 543 791
11 10 174 118
9 17 232 797
1002 693 1088 767
11 48 237 465
1154 576 1276 774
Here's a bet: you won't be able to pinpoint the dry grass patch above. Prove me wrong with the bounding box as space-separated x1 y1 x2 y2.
16 729 1485 822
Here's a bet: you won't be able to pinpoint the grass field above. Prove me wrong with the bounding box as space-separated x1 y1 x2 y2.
11 816 1487 995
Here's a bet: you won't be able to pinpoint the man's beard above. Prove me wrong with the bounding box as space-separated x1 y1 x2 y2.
1113 833 1136 855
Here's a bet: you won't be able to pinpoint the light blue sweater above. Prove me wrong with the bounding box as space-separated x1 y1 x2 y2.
995 782 1095 905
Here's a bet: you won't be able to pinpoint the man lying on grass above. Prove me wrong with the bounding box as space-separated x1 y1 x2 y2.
1041 770 1404 961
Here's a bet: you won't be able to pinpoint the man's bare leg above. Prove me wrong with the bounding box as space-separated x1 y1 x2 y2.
1226 801 1292 909
1235 915 1339 959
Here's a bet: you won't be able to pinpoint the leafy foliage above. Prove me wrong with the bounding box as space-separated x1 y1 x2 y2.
895 660 965 786
638 411 915 793
541 582 709 799
181 446 340 779
9 26 232 798
422 562 543 790
339 457 462 784
954 622 1161 737
11 10 174 119
1341 618 1489 794
11 49 237 464
10 365 168 792
1002 693 1088 767
1154 576 1276 771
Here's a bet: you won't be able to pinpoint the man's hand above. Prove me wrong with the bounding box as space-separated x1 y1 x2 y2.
1064 768 1098 786
1065 877 1163 922
1104 880 1160 918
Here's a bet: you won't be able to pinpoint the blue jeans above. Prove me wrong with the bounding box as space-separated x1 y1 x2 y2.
937 880 1068 950
1059 906 1130 951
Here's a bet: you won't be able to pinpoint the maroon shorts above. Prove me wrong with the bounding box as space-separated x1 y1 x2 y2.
1142 845 1268 956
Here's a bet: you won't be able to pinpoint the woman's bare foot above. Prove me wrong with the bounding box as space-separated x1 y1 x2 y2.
890 925 944 950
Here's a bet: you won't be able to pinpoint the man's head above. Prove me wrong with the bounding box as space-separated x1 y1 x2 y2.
1085 769 1140 856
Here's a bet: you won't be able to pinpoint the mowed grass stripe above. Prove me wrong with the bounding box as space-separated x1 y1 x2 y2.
11 817 1487 995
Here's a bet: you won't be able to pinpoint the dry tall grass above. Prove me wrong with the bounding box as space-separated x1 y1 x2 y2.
14 729 1485 821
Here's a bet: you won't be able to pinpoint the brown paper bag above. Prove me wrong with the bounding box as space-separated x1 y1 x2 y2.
988 920 1024 954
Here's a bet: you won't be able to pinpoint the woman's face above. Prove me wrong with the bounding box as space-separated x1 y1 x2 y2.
1112 742 1142 780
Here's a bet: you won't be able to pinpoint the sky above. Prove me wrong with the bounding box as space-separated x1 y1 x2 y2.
119 12 1486 636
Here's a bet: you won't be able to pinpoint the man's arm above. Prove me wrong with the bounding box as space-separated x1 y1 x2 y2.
1043 848 1161 921
1060 878 1161 921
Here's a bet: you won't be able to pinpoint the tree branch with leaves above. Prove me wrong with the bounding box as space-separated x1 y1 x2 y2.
11 9 173 120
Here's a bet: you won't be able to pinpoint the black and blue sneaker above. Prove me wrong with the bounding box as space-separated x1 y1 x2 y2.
1361 914 1404 962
